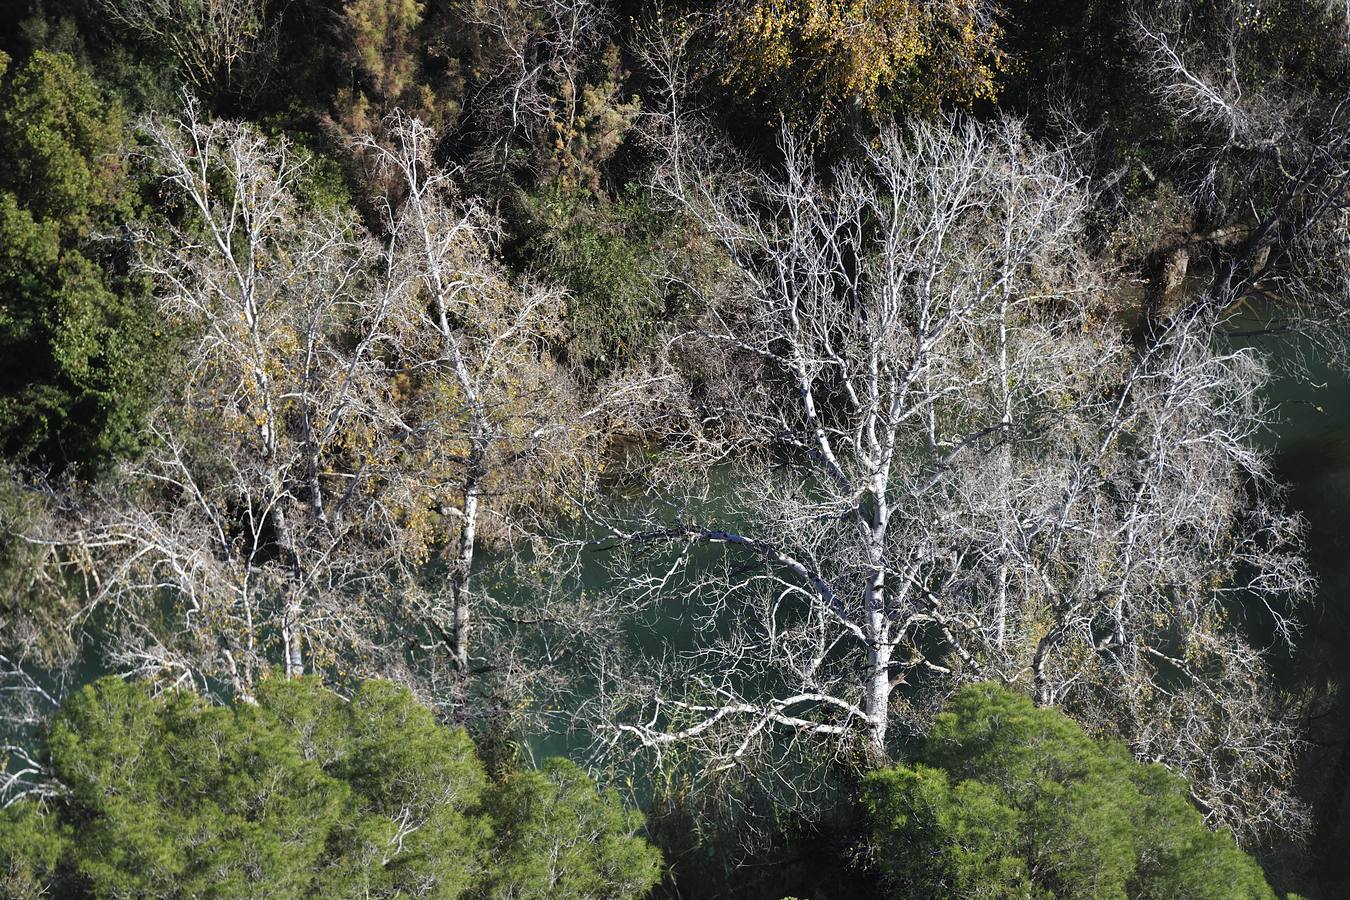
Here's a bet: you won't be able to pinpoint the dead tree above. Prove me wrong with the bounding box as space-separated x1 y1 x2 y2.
579 117 1311 845
91 0 276 90
6 106 603 722
1133 0 1350 351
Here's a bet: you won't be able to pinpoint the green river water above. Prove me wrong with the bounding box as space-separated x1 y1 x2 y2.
1249 334 1350 889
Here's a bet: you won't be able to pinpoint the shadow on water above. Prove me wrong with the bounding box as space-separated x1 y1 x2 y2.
1244 332 1350 895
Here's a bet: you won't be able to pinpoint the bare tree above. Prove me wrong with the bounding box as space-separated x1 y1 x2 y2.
458 0 639 185
0 476 88 805
1131 0 1350 351
11 106 403 696
0 656 61 807
91 0 277 90
355 113 623 678
3 105 606 729
630 8 703 192
1129 0 1350 860
575 117 1311 844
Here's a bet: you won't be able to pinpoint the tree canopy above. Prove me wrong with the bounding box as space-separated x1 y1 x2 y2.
864 683 1280 900
0 676 661 900
0 50 157 477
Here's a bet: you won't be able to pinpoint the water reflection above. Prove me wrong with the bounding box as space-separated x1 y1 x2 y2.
1248 333 1350 890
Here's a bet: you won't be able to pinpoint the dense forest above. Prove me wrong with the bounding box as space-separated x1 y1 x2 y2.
1 0 1349 897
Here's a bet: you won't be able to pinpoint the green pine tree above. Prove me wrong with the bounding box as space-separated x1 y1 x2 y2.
0 676 661 900
864 683 1280 900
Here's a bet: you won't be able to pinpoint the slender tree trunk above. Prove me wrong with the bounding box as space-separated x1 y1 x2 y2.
272 503 305 678
1033 624 1058 707
995 292 1013 649
283 608 304 677
862 485 891 755
449 467 481 673
865 618 892 754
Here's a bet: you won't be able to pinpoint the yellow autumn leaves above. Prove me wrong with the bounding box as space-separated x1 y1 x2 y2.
715 0 1003 134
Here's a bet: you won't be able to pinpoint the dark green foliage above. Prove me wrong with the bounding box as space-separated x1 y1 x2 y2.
253 678 490 899
864 683 1278 900
518 184 697 377
3 2 181 116
522 186 661 375
256 119 357 215
642 686 1281 899
0 50 158 477
27 676 482 898
479 758 663 900
642 771 878 900
0 677 661 899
